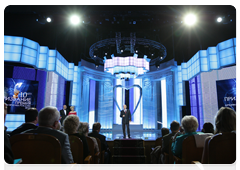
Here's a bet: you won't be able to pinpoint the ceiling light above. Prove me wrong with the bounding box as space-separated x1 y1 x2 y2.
184 14 197 26
70 15 80 25
46 17 51 23
217 17 222 22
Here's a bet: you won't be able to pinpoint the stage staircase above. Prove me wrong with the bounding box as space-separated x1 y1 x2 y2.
112 139 146 164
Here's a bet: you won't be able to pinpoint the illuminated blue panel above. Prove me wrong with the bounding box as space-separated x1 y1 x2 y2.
4 36 23 45
219 48 234 59
4 53 21 62
207 47 216 54
22 46 37 57
23 38 39 50
21 55 36 65
220 55 235 66
40 46 49 53
49 50 56 56
4 44 22 53
5 114 25 122
218 39 233 51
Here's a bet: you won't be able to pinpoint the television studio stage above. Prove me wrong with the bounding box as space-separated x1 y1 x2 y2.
4 35 236 143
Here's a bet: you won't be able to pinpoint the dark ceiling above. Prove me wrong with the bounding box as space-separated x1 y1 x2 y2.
4 5 236 66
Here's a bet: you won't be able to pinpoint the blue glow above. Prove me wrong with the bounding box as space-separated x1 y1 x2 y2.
40 46 49 53
218 39 233 51
4 53 21 62
21 55 36 65
22 47 37 57
23 38 39 50
4 36 23 45
4 44 22 53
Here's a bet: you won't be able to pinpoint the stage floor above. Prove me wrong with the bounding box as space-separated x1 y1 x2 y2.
99 130 162 141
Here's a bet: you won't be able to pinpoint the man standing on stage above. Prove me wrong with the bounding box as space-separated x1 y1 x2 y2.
120 104 131 138
60 105 69 125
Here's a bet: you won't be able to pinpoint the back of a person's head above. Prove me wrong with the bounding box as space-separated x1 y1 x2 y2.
63 115 79 134
215 107 236 134
38 106 59 127
78 122 89 135
161 127 170 137
181 115 198 133
170 120 180 132
92 122 101 131
25 108 38 123
202 122 214 133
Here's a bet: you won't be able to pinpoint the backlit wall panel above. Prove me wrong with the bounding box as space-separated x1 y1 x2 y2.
200 66 236 129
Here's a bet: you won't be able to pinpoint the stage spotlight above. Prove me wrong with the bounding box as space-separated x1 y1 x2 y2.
217 17 222 22
105 53 107 55
184 13 197 26
94 55 96 58
160 57 163 59
121 49 123 53
70 15 80 25
46 17 51 23
135 50 138 53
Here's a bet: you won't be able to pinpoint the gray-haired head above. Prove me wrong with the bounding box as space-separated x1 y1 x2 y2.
181 115 198 133
38 106 60 129
78 122 89 136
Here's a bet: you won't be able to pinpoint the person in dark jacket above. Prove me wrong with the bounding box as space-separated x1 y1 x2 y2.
10 108 38 137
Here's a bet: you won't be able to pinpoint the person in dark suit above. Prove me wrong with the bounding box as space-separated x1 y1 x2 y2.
63 115 90 161
4 103 14 164
159 121 180 163
88 122 111 163
120 104 131 138
23 106 74 164
59 105 69 125
10 108 38 137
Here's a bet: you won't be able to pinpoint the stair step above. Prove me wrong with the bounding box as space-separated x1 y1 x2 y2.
111 165 148 170
114 139 144 147
112 155 146 164
113 147 145 155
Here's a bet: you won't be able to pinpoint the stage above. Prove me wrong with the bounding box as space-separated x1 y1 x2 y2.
98 124 162 141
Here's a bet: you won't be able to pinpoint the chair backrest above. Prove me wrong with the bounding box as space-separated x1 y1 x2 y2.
69 135 83 164
95 137 101 152
155 137 163 147
168 138 174 164
85 136 95 162
182 135 204 164
10 133 61 164
208 132 236 164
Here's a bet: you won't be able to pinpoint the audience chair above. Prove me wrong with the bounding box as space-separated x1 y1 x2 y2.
69 135 92 164
10 133 61 164
95 137 105 164
173 135 205 164
85 136 100 164
155 137 163 147
192 132 236 164
163 138 174 164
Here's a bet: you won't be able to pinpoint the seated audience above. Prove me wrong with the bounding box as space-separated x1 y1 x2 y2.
88 122 111 163
159 121 180 163
201 122 214 134
201 107 236 163
4 103 14 164
161 127 170 137
171 115 203 158
78 122 99 153
23 106 74 164
63 115 90 160
10 108 38 137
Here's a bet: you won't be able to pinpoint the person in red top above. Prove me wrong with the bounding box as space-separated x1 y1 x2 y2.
68 106 77 116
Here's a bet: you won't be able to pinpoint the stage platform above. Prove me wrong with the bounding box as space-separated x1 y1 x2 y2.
98 124 162 141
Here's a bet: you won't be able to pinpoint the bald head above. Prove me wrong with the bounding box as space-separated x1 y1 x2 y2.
123 105 127 109
38 106 60 129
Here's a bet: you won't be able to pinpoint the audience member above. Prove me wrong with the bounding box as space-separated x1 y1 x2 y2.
201 107 236 163
78 122 99 154
88 122 111 163
23 106 74 164
161 127 170 137
171 115 203 158
159 121 180 163
10 108 38 137
63 115 90 160
4 103 14 164
59 105 69 125
201 122 214 134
